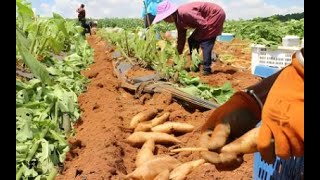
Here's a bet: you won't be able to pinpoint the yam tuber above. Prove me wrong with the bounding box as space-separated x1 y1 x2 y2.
134 122 152 132
150 112 170 127
200 151 242 165
151 122 195 134
220 127 259 154
154 169 170 180
125 155 181 180
134 112 170 132
126 132 181 146
169 159 205 180
130 109 158 128
170 147 208 153
136 139 155 167
199 123 230 150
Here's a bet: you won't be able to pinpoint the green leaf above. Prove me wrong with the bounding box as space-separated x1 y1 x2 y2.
49 38 64 54
39 139 50 162
179 86 201 96
46 67 62 76
53 13 69 37
16 1 34 31
16 80 27 91
191 51 201 72
16 27 30 49
211 82 234 104
16 28 52 85
58 146 70 162
49 129 67 147
16 117 33 142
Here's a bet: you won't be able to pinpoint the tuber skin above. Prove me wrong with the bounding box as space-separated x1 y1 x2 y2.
134 122 152 132
130 109 158 128
126 132 181 146
199 127 261 168
220 127 259 154
199 124 230 150
125 155 181 180
151 112 170 127
154 169 170 180
151 122 195 134
169 159 206 180
170 147 208 153
136 139 155 167
134 112 170 132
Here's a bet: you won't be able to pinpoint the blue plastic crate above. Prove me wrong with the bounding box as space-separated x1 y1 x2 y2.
217 33 234 42
253 65 281 78
253 152 304 180
253 122 304 180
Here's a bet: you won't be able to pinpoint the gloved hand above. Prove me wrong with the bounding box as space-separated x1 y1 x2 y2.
257 58 304 164
200 91 261 150
200 127 260 168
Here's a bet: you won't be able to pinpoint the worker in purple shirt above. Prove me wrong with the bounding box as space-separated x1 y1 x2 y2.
152 0 226 75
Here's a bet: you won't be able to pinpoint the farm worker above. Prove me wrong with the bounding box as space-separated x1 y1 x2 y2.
76 4 86 25
142 0 163 28
76 4 91 35
90 21 98 35
200 47 304 164
152 0 226 75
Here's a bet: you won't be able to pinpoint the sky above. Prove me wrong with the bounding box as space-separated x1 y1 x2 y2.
29 0 304 20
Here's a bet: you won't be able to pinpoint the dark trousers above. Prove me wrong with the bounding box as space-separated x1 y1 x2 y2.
144 14 155 28
79 18 91 35
188 36 216 72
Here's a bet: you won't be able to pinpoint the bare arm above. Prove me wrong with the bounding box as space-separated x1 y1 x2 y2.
245 70 282 106
176 28 187 54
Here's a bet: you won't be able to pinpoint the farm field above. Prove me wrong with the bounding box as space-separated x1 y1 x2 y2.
16 1 303 179
54 35 260 180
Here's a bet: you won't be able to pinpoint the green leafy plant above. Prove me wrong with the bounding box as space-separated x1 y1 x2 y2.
16 1 93 179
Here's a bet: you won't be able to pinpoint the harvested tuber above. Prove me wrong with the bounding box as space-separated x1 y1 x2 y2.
154 169 170 180
220 127 259 154
125 155 181 180
126 132 181 146
151 122 194 134
151 112 170 127
134 112 170 132
200 151 242 165
130 109 158 128
199 123 230 150
169 159 205 180
170 147 208 153
136 139 155 167
134 122 152 132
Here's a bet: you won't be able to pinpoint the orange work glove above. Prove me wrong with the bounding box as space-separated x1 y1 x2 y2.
257 56 304 164
200 91 261 150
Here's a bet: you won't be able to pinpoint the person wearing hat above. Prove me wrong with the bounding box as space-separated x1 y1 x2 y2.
152 0 226 75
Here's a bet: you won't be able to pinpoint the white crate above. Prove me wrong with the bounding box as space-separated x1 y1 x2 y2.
282 35 301 47
251 44 300 74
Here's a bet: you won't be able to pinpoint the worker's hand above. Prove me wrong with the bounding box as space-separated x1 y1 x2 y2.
257 63 304 164
199 91 261 150
200 127 261 168
164 31 172 40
